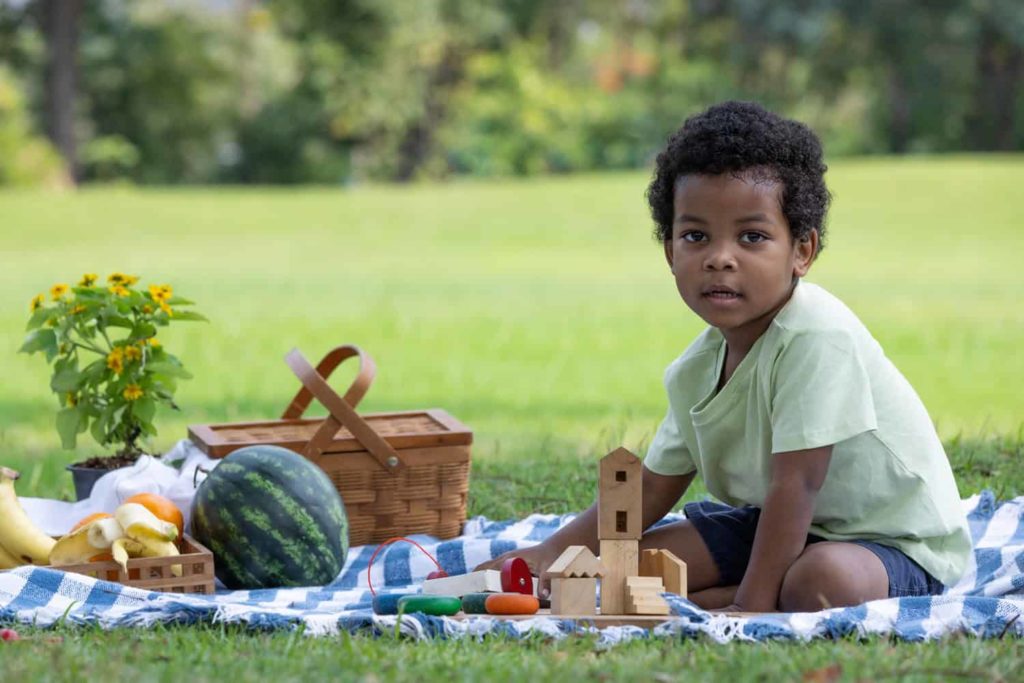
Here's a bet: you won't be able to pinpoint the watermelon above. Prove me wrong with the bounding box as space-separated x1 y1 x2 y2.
190 445 349 589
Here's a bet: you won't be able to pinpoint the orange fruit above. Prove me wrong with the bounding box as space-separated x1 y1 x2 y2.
123 493 184 537
71 512 112 533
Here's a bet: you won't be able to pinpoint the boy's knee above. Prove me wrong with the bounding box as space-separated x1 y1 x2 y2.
778 543 886 612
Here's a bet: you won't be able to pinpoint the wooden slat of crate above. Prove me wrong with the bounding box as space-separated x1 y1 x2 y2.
47 535 216 594
188 409 472 458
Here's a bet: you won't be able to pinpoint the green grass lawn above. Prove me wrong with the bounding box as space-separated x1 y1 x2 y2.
1 156 1022 679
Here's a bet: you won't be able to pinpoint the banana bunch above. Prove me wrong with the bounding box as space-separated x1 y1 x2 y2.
0 467 57 569
50 503 182 576
0 467 182 576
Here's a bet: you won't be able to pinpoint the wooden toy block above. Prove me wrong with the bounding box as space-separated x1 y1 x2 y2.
639 548 688 597
627 595 670 615
550 577 597 615
422 570 503 597
545 545 605 579
598 448 643 540
599 538 638 615
625 576 669 615
421 565 540 598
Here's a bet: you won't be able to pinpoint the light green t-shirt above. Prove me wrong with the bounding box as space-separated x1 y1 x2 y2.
644 280 971 586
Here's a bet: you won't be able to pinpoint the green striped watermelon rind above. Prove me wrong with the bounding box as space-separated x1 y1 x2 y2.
191 445 350 589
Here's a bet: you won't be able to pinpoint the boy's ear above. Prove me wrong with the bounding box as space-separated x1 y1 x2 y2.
793 228 819 277
663 240 674 270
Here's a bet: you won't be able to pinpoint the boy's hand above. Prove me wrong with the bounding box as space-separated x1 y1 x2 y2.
474 542 559 598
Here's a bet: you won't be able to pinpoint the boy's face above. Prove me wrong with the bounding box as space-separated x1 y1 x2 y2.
664 172 817 345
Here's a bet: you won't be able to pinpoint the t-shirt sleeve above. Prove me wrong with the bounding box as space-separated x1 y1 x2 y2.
644 405 697 476
770 330 878 453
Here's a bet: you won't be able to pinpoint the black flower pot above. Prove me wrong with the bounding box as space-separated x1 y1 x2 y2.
65 464 109 501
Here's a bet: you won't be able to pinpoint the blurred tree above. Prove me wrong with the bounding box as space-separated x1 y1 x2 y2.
39 0 84 180
79 1 240 183
1 0 1020 185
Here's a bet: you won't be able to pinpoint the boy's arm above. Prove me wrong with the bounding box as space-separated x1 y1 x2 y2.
730 445 833 613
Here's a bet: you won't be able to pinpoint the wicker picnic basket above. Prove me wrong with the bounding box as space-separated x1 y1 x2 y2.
187 345 473 546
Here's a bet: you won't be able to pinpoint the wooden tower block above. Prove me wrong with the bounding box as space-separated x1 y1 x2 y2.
599 538 638 615
639 548 688 598
625 576 669 615
598 448 643 540
550 577 597 615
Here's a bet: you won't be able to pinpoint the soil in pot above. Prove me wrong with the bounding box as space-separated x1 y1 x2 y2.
67 452 143 500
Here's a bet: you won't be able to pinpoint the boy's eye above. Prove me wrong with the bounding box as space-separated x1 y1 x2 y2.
680 231 706 243
740 232 767 244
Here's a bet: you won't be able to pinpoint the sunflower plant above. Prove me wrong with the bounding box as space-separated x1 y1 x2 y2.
20 273 207 459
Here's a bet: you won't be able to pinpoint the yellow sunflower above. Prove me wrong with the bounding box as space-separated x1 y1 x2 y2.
124 345 142 362
78 273 98 287
30 293 45 312
106 348 124 374
107 272 139 287
109 285 130 297
148 284 173 303
50 283 69 300
123 384 144 401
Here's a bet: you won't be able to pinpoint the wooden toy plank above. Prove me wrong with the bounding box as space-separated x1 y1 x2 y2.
625 576 663 589
550 577 597 616
448 609 768 627
422 570 503 596
625 574 669 615
599 538 638 615
422 570 538 598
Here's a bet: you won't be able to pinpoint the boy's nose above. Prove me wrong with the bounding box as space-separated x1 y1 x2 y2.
703 246 738 271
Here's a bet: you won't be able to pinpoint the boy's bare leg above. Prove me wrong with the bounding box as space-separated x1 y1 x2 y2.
639 519 722 591
688 585 738 609
777 541 888 612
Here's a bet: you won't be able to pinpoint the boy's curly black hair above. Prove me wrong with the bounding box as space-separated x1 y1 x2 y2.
647 101 831 254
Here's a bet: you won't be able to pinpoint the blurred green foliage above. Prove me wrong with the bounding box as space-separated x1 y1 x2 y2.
0 66 65 186
0 0 1021 185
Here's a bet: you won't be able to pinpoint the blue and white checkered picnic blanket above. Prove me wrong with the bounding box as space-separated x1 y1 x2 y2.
1 491 1021 644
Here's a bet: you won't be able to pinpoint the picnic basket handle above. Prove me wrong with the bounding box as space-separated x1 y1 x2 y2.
281 345 375 420
284 347 406 473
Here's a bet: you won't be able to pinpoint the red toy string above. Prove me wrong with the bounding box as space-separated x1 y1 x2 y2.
366 536 444 597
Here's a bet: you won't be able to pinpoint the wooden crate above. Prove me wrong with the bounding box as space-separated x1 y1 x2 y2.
188 346 473 546
48 535 216 594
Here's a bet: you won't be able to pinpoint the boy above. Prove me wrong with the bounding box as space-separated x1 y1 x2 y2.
479 101 970 612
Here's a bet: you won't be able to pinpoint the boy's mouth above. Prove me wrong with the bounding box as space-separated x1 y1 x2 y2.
702 285 742 300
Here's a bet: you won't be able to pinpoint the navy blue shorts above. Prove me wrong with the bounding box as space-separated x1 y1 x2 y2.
683 501 945 598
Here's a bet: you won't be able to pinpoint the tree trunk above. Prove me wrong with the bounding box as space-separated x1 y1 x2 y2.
967 20 1023 151
394 47 464 181
886 68 911 154
42 0 85 182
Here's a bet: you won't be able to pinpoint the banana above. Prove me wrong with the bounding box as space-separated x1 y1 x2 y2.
87 517 124 549
114 503 177 543
49 517 123 566
111 536 181 577
111 537 146 573
0 467 56 565
0 542 21 570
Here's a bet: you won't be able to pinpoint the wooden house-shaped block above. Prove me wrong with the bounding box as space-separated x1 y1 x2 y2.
598 447 642 540
545 545 606 615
